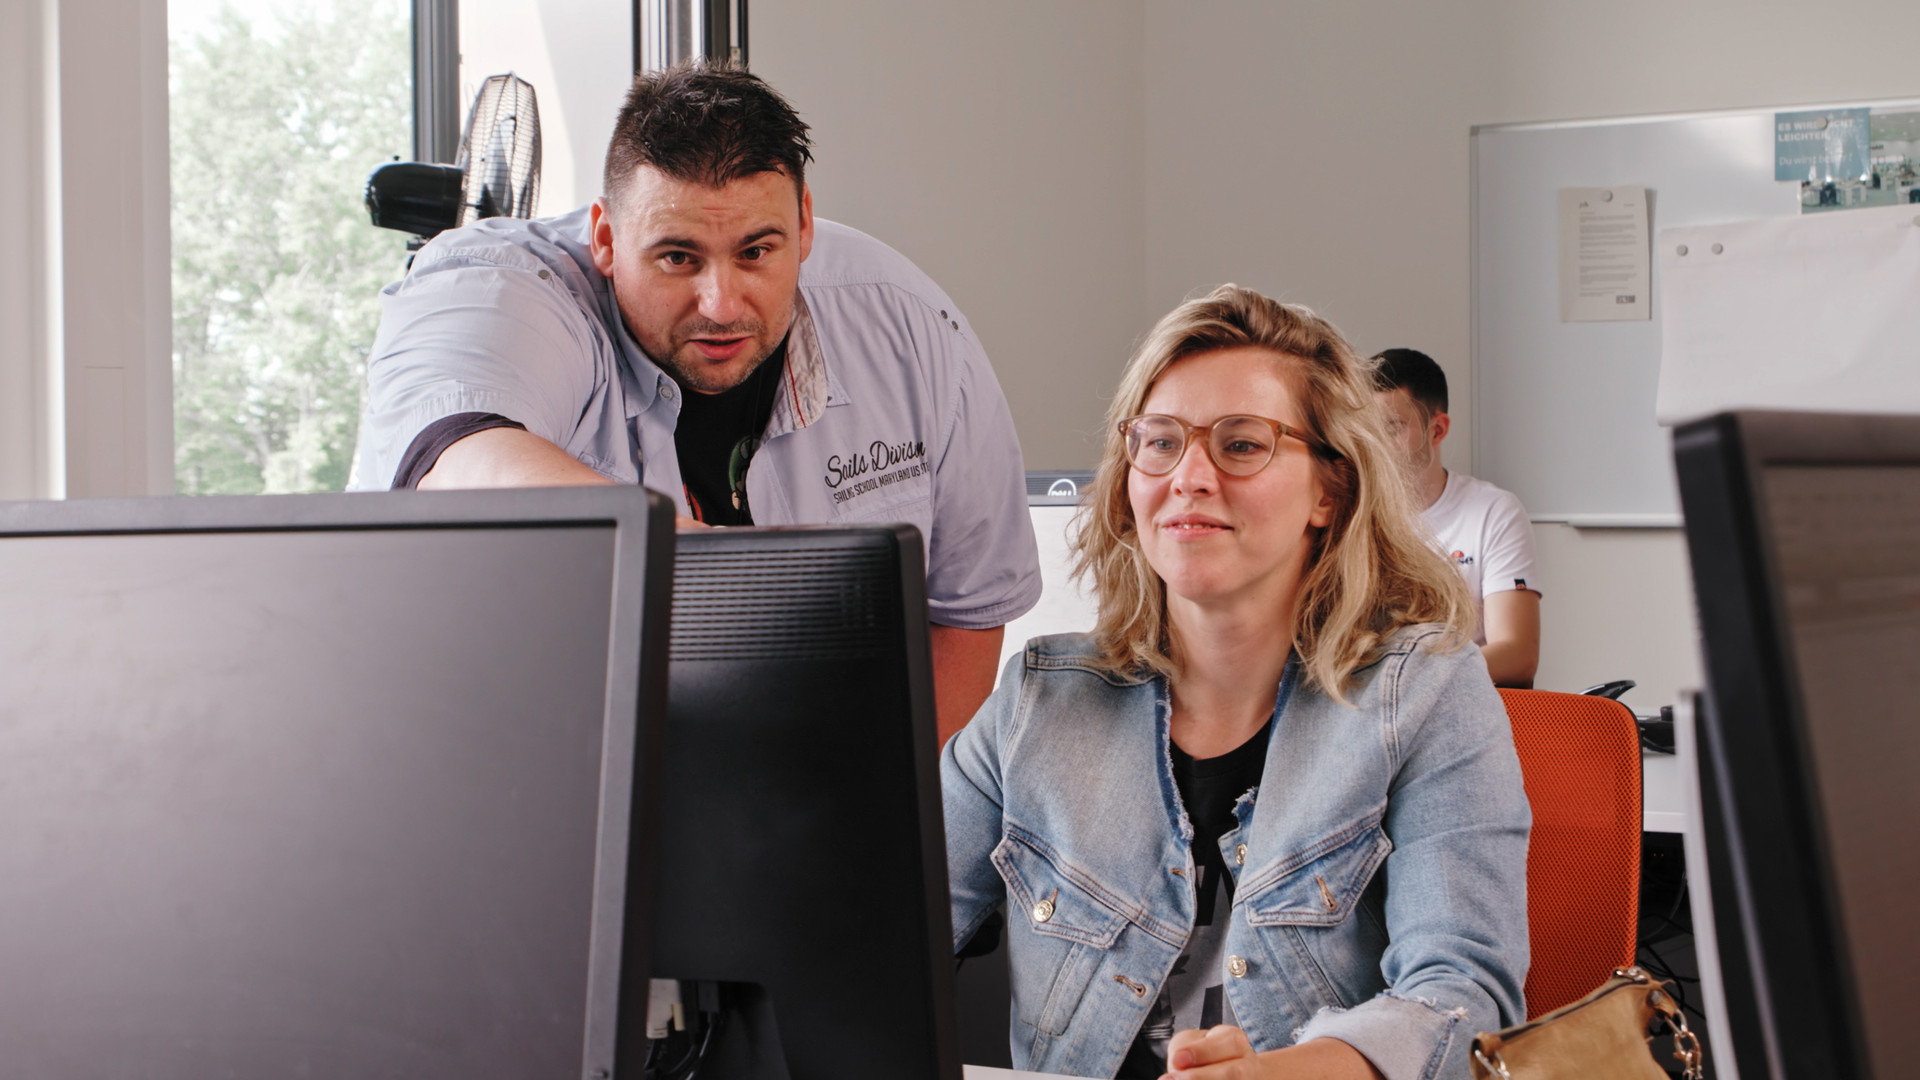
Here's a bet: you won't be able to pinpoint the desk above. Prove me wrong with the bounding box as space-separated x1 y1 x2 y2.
965 1068 1090 1080
1642 749 1686 833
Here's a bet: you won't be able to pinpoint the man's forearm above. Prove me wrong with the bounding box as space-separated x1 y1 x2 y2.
1481 640 1537 688
930 624 1004 747
419 426 614 490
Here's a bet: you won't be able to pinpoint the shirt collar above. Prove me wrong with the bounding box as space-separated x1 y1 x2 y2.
765 291 847 438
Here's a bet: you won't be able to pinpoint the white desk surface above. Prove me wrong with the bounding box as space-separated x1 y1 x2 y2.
1642 748 1686 833
965 1068 1089 1080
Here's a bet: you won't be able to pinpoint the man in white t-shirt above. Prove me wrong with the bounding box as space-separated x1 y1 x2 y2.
1373 348 1541 687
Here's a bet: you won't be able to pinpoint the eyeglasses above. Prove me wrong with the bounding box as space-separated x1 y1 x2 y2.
1117 413 1324 477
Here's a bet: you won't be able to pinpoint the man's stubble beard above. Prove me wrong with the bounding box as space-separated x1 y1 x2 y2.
656 322 772 394
634 299 795 395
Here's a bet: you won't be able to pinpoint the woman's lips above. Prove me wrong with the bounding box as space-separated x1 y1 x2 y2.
1160 514 1230 538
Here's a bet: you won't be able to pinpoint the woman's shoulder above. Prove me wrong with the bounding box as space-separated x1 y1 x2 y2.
1349 622 1489 692
1017 632 1154 687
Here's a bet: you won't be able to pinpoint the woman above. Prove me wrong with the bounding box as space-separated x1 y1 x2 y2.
942 286 1530 1080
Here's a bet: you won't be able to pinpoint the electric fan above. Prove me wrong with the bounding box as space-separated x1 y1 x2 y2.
365 73 543 246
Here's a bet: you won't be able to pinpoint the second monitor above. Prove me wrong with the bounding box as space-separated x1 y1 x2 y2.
651 525 961 1080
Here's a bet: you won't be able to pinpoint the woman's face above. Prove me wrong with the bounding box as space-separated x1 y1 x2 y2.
1128 347 1333 614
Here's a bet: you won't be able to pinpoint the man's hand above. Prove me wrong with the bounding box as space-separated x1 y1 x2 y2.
1162 1027 1383 1080
1480 589 1541 688
930 624 1003 746
419 426 614 490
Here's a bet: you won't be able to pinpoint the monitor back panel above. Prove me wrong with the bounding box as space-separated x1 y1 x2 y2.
655 526 958 1080
1676 412 1920 1080
0 494 667 1079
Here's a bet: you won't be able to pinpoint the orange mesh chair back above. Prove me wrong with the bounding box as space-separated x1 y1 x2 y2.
1499 688 1642 1019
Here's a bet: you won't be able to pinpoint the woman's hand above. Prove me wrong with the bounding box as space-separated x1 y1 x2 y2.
1161 1027 1384 1080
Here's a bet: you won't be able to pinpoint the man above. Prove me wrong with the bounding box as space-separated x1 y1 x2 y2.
1372 348 1541 687
350 64 1041 740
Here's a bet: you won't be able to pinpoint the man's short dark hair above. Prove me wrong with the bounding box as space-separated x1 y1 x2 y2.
603 62 814 208
1371 348 1448 417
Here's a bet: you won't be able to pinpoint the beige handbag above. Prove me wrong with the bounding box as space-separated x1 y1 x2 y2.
1470 967 1704 1080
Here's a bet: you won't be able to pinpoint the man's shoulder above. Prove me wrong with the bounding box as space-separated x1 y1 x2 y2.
801 218 957 317
408 205 599 283
1432 471 1529 526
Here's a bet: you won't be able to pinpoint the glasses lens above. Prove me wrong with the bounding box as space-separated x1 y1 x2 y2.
1126 416 1186 475
1209 417 1279 475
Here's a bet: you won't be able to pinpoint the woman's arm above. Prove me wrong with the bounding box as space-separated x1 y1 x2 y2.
1291 635 1532 1078
1164 1027 1385 1080
940 650 1023 952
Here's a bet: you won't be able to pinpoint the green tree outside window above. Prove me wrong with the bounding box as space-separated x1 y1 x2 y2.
170 0 410 494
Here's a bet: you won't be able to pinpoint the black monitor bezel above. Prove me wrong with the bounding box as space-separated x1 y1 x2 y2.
1673 410 1920 1080
0 487 675 1077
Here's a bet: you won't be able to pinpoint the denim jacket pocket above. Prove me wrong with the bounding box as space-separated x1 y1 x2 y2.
991 829 1128 1038
1241 815 1392 928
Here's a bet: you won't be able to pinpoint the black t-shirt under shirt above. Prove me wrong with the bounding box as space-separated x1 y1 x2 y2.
1117 719 1274 1079
672 337 788 526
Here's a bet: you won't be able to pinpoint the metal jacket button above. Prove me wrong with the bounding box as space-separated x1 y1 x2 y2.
1234 843 1247 866
1032 888 1058 924
1227 955 1249 978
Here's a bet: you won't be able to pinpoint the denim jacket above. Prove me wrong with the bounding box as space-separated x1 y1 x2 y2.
942 627 1530 1080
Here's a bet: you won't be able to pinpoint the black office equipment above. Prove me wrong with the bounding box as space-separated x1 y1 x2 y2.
653 525 960 1080
1674 410 1920 1080
0 488 674 1079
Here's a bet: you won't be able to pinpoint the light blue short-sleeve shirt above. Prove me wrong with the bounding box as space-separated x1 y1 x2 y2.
351 206 1041 630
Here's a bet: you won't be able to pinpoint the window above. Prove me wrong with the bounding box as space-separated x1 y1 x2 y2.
168 0 631 494
169 0 413 494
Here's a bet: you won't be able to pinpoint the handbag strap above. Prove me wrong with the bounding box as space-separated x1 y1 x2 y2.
1472 967 1703 1080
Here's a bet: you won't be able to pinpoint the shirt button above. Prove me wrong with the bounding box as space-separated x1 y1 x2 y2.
537 268 551 280
1227 955 1249 978
1234 843 1247 866
1032 898 1055 924
660 383 676 401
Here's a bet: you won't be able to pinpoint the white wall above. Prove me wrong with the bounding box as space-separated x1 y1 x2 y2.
754 1 1147 471
2 0 173 500
0 0 59 500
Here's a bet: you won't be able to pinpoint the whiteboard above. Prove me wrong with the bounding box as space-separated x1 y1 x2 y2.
1470 99 1920 525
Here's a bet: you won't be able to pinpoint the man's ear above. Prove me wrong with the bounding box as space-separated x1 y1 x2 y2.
797 183 815 263
588 197 617 277
1429 409 1452 449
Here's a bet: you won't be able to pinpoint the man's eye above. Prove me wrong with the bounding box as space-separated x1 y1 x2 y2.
662 251 693 267
741 245 769 261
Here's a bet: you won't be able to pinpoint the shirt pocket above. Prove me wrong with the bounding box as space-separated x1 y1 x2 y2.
991 829 1128 1037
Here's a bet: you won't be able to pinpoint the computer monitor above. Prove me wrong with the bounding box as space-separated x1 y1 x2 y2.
0 487 674 1078
1674 410 1920 1080
650 524 960 1080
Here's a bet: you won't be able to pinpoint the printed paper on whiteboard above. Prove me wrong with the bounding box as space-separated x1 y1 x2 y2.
1656 204 1920 424
1558 187 1652 322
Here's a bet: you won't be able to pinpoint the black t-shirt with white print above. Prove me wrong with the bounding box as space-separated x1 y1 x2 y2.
1116 718 1274 1079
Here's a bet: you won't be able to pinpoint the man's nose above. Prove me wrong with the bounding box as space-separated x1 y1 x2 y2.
695 264 746 326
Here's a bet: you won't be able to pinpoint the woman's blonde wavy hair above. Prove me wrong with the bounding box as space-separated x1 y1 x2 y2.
1071 284 1474 701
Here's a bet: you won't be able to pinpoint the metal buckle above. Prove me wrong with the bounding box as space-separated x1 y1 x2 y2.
1472 1047 1513 1080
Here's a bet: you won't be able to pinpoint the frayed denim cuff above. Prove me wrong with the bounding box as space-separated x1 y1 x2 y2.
1294 990 1473 1080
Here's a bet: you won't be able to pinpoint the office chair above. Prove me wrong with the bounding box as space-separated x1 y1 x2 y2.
1500 688 1644 1018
